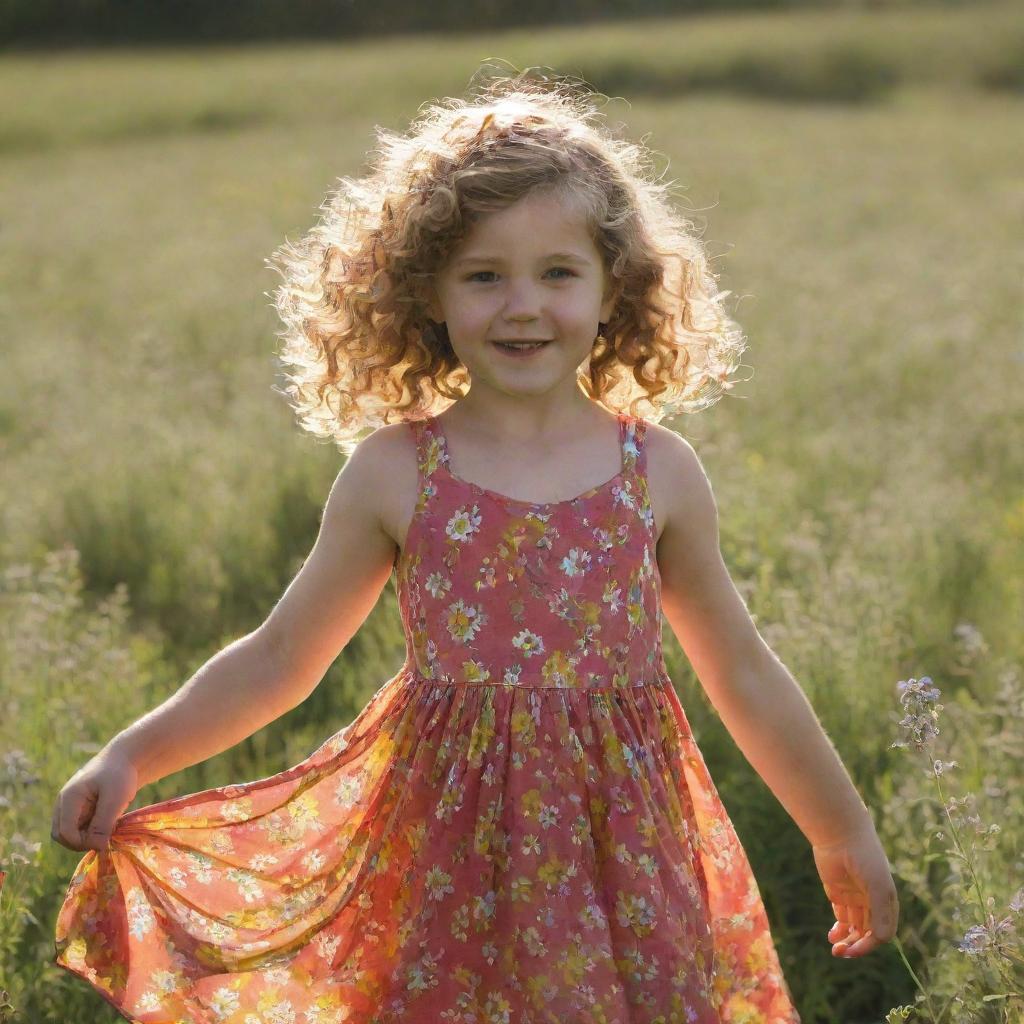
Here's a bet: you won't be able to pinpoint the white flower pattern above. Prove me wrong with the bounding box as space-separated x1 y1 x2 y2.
54 412 800 1024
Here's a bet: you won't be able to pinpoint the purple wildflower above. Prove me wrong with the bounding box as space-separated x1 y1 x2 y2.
891 676 944 751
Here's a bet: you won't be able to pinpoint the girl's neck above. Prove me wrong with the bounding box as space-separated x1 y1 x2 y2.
445 394 604 445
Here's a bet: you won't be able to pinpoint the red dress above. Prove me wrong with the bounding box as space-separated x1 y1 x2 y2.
55 412 801 1023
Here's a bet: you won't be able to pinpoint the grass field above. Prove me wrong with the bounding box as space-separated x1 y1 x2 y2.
2 3 1022 1020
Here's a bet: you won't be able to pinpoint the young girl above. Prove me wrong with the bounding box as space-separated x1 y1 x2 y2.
52 68 898 1023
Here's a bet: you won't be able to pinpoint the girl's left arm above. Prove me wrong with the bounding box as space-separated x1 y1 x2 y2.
650 426 899 955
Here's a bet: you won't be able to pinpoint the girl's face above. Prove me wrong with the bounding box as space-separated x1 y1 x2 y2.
425 191 617 399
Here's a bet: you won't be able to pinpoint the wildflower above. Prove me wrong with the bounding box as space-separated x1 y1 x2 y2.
891 676 944 751
3 833 41 865
952 622 989 661
2 749 40 786
958 924 989 955
956 913 1018 959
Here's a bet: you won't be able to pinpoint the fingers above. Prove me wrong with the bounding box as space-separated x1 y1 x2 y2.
830 885 901 957
84 787 123 852
834 927 880 957
49 791 82 851
831 910 864 957
50 788 101 853
830 900 865 956
831 901 863 934
830 906 870 956
853 903 868 934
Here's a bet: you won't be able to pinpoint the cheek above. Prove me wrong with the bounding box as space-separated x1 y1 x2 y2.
451 301 495 334
559 288 601 316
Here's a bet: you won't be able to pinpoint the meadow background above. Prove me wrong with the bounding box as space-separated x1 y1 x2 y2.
1 2 1023 1020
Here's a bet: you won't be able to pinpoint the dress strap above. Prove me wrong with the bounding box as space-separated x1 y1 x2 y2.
622 412 648 486
408 415 445 494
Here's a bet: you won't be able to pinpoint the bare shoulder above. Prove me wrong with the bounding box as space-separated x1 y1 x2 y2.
642 419 713 544
352 419 420 552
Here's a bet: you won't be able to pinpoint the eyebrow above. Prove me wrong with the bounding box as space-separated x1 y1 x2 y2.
453 252 591 266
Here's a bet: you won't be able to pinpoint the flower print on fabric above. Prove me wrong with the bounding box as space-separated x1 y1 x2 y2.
54 411 801 1024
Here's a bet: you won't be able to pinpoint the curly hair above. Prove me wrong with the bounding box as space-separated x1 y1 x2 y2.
265 63 748 455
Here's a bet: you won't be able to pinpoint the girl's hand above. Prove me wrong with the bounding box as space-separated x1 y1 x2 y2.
50 748 140 853
812 818 900 958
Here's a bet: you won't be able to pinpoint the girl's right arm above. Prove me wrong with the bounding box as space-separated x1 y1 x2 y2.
51 428 402 852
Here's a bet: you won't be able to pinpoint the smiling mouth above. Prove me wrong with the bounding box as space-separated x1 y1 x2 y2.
492 340 552 352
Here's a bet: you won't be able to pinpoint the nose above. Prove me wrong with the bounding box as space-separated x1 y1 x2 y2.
501 278 544 321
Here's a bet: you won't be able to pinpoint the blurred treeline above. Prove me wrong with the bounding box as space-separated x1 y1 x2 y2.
1 0 977 50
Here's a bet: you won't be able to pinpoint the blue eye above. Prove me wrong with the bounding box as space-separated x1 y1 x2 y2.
466 268 575 282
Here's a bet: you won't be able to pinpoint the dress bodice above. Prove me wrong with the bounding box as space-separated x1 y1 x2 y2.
394 412 667 689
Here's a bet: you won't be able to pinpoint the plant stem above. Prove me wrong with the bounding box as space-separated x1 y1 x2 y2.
894 935 943 1023
933 773 988 918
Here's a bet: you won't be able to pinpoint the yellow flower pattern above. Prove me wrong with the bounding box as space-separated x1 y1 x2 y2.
54 412 800 1022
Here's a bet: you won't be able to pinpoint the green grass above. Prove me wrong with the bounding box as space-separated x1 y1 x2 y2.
2 2 1022 1020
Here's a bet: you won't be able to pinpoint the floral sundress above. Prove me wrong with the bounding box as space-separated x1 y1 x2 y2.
54 411 801 1023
